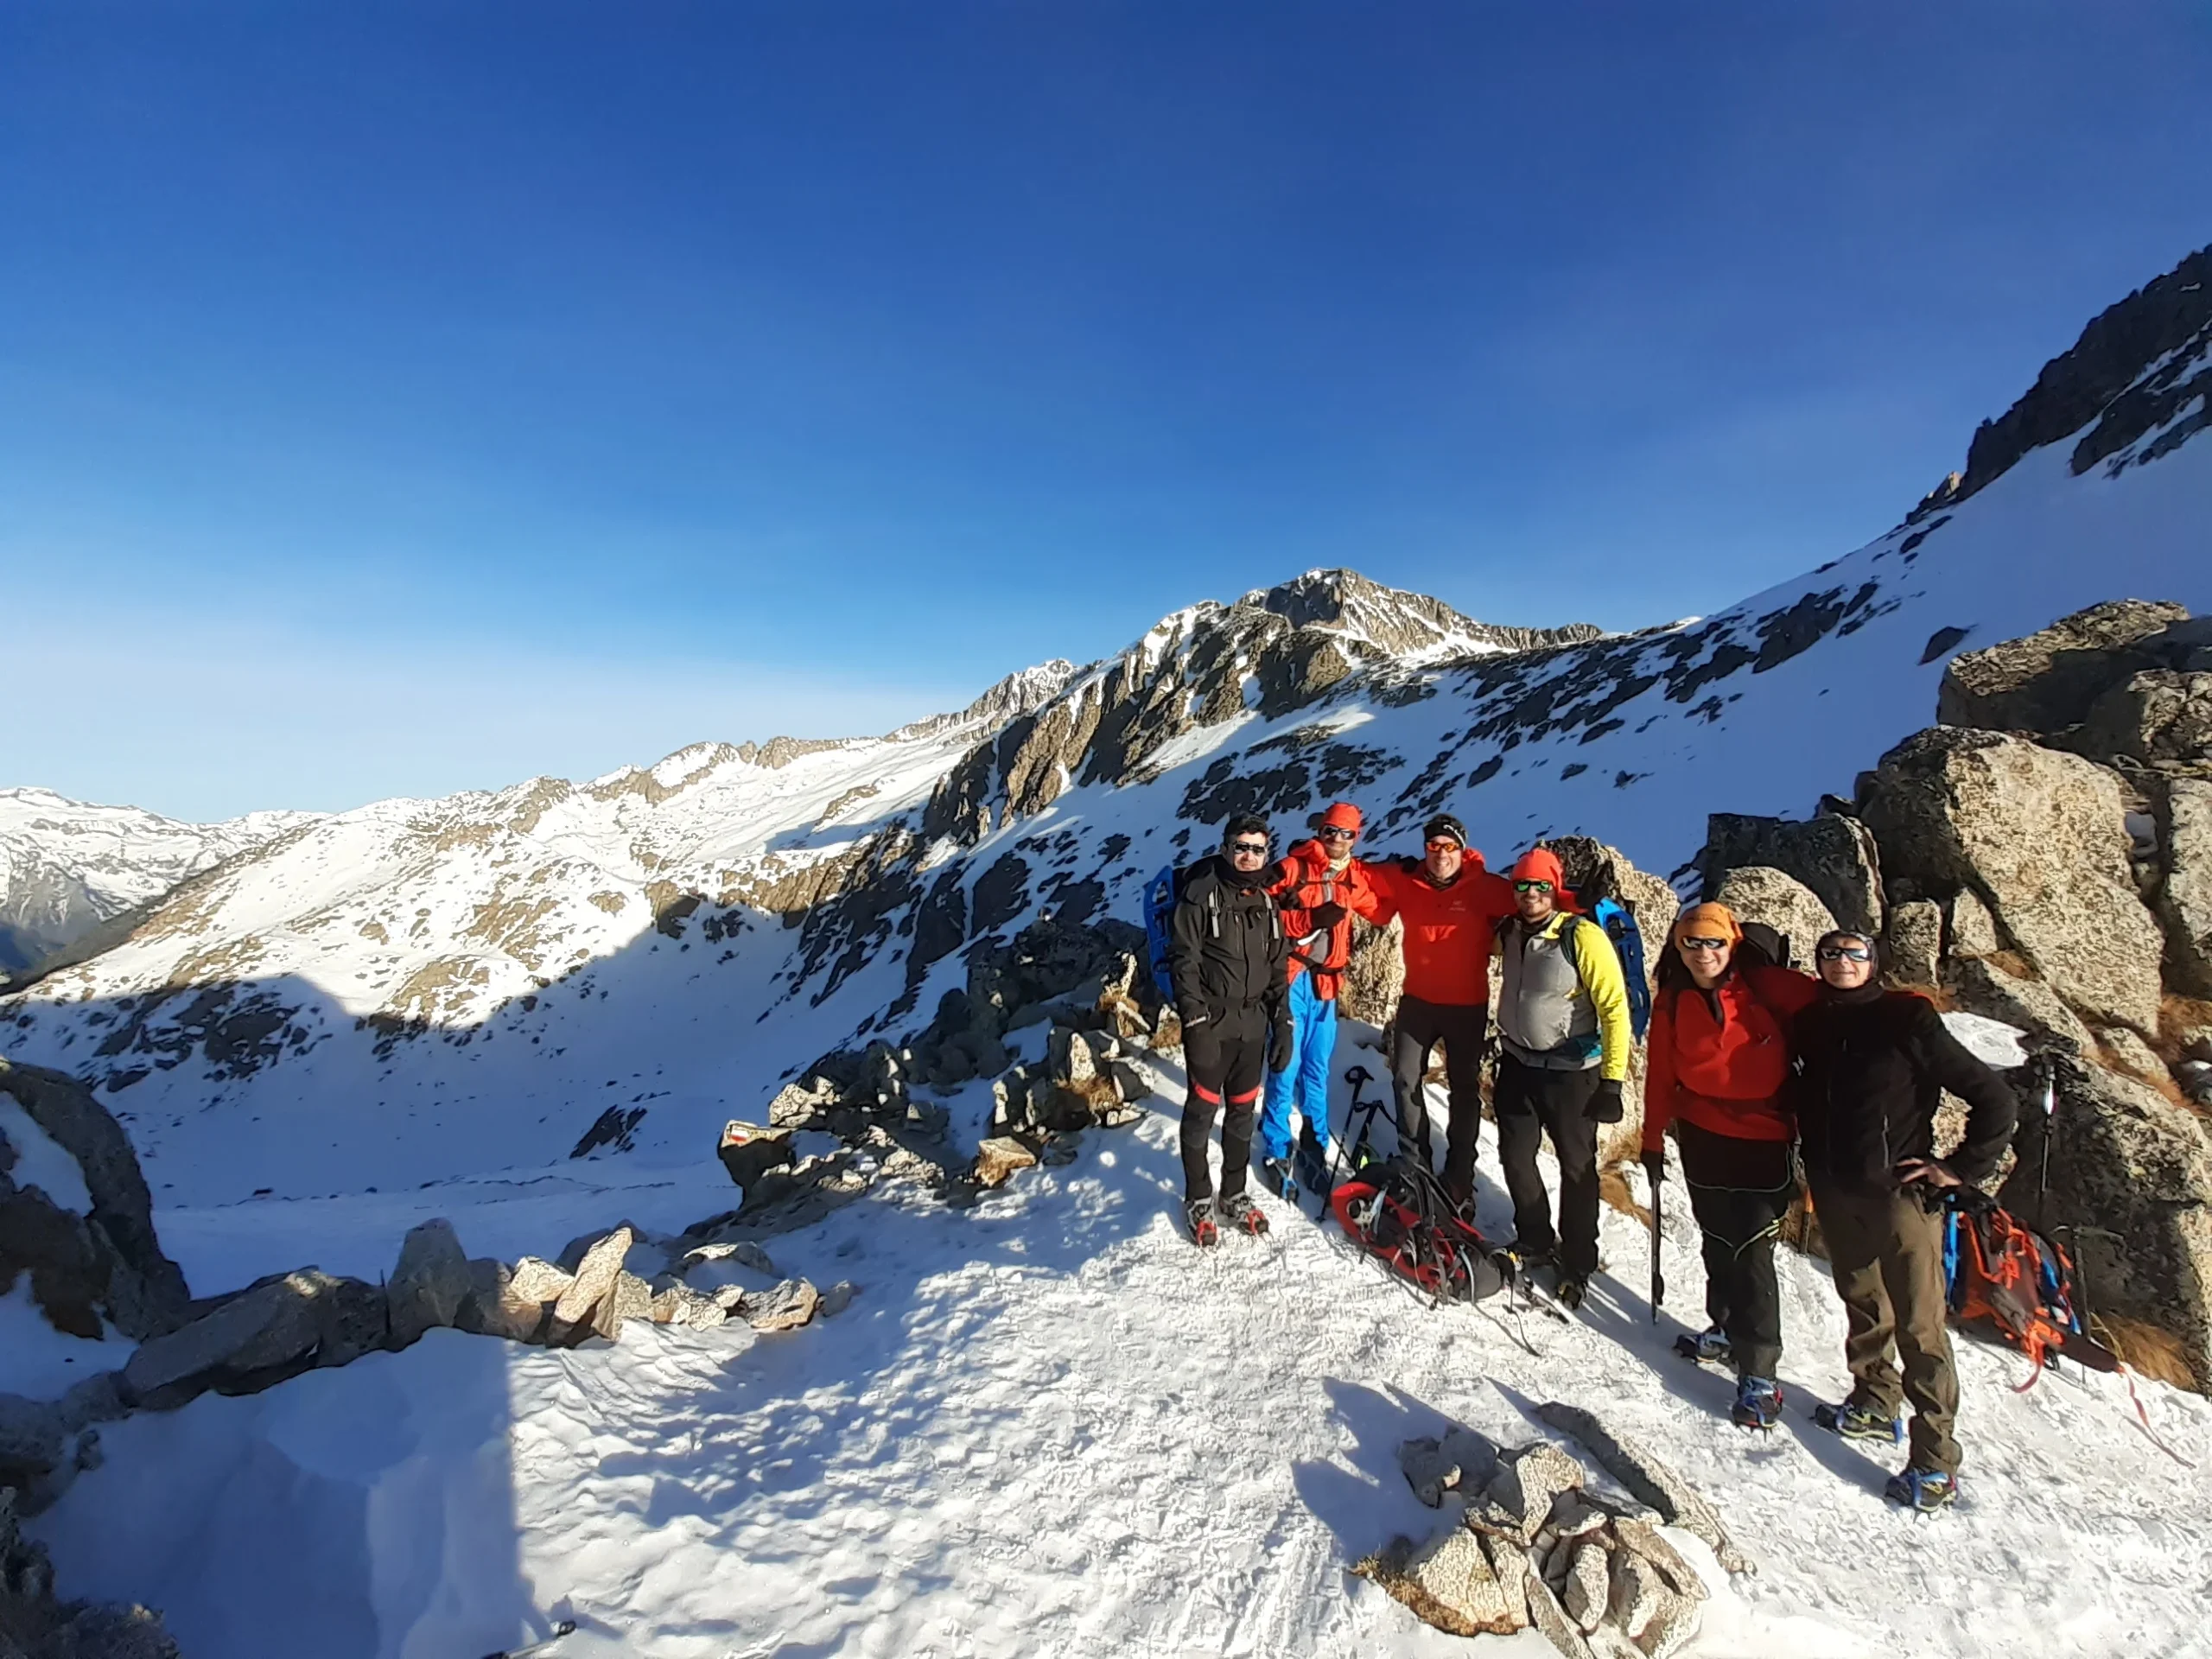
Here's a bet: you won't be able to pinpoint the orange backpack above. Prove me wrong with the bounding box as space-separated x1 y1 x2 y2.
1944 1196 2113 1386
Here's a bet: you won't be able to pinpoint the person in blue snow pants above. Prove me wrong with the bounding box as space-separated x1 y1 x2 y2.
1259 800 1380 1190
1261 968 1338 1160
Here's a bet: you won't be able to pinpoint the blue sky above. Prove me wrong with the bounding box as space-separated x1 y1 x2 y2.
4 4 2209 821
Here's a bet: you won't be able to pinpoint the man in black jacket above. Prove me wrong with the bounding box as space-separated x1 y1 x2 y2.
1793 928 2018 1512
1169 814 1292 1246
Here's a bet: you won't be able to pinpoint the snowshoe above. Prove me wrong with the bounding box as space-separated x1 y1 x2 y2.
1499 1240 1558 1273
1217 1191 1270 1237
1330 1154 1507 1304
1293 1128 1332 1196
1185 1198 1220 1248
1884 1466 1957 1513
1675 1327 1732 1365
1731 1376 1783 1431
1815 1400 1905 1446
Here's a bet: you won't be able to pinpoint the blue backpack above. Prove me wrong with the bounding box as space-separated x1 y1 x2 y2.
1591 896 1651 1042
1142 864 1198 1001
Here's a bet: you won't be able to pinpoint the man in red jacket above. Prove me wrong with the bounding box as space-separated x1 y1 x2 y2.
1261 801 1380 1192
1361 814 1518 1197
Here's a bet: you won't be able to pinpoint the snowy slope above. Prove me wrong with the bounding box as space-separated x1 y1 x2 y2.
0 788 317 971
23 1049 2212 1659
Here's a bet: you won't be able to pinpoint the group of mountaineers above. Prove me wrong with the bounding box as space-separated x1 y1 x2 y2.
1158 798 2023 1516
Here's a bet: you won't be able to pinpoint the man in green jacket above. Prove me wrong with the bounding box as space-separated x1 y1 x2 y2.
1491 847 1634 1309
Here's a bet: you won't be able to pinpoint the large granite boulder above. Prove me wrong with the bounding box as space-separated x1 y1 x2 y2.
121 1268 382 1408
1709 867 1839 969
1860 728 2164 1034
2075 671 2212 773
386 1219 473 1351
0 1061 189 1340
1699 810 1884 936
2160 779 2212 995
1937 599 2191 736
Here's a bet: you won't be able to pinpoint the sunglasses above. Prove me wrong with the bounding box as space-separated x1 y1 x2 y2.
1818 944 1874 963
1513 880 1554 894
1678 936 1730 953
1317 827 1357 842
1425 837 1463 851
1229 840 1269 855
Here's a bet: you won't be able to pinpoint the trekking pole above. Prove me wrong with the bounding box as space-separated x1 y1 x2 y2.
1647 1156 1664 1323
1326 1065 1385 1205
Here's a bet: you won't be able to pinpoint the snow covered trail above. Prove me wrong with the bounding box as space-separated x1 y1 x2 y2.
30 1050 2212 1659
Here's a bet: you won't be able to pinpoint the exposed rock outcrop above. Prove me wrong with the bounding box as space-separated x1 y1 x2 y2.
1700 810 1884 937
1707 868 1838 969
1859 728 2164 1034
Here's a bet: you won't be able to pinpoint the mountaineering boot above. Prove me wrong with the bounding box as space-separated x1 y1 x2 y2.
1730 1376 1783 1431
1884 1466 1957 1513
1185 1198 1220 1249
1294 1123 1332 1195
1674 1326 1732 1365
1217 1191 1270 1237
1257 1157 1296 1200
1815 1400 1906 1445
1500 1240 1558 1273
1553 1274 1589 1312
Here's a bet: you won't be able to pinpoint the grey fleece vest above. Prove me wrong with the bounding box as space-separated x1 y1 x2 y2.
1497 915 1600 1071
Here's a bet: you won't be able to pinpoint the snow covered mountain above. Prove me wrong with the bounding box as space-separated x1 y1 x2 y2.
3 245 2210 1212
0 789 320 975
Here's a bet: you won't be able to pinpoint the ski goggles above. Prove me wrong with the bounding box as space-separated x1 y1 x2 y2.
1513 880 1554 894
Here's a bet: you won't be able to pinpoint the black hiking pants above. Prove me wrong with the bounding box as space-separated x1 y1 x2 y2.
1492 1054 1602 1279
1676 1120 1795 1382
1389 995 1488 1183
1181 1007 1268 1204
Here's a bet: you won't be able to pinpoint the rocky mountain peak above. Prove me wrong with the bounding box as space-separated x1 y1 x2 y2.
1918 240 2212 517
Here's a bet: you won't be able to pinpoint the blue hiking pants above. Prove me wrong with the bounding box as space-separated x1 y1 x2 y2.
1261 971 1336 1159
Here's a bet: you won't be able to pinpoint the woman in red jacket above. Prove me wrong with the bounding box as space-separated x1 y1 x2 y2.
1640 901 1816 1429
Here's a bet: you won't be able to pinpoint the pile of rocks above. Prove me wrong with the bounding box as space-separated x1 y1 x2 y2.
767 918 1169 1198
1693 600 2212 1389
1363 1403 1745 1658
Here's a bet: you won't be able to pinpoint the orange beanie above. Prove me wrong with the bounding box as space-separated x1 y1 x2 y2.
1318 801 1364 833
1673 902 1743 944
1510 848 1567 888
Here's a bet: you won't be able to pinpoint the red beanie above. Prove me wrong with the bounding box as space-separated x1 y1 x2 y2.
1318 801 1363 833
1510 848 1566 888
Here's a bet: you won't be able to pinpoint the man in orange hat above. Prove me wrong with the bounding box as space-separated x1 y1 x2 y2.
1491 846 1633 1308
1260 800 1380 1193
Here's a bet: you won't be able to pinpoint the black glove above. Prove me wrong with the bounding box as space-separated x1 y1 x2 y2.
1588 1077 1624 1122
1269 1021 1295 1071
1641 1149 1665 1189
1305 902 1348 931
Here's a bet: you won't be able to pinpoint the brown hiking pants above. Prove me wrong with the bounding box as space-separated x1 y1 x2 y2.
1807 1175 1962 1476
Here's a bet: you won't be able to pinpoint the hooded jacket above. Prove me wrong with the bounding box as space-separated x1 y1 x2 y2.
1361 854 1519 1007
1640 966 1820 1152
1268 838 1380 1001
1791 984 2018 1192
1167 855 1288 1034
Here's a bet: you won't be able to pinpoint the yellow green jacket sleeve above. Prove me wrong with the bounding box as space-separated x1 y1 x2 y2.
1569 916 1634 1082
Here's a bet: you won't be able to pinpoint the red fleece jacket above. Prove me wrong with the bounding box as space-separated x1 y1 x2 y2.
1359 855 1519 1007
1641 965 1819 1152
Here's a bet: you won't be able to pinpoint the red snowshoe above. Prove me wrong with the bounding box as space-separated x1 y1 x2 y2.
1330 1156 1506 1303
